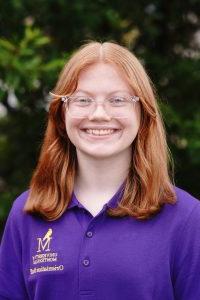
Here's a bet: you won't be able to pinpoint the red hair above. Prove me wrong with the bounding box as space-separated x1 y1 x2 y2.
24 41 176 220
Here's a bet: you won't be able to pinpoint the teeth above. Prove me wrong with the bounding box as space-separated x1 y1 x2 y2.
85 129 116 135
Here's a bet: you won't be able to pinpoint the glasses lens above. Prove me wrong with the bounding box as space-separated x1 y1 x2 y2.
67 96 137 118
105 97 133 118
68 96 92 118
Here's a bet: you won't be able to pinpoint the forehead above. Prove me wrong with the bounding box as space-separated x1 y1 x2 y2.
76 63 133 95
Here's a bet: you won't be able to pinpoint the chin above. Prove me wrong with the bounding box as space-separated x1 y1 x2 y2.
80 148 118 159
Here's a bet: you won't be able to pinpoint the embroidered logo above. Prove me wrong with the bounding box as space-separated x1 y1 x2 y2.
37 228 53 252
30 228 64 275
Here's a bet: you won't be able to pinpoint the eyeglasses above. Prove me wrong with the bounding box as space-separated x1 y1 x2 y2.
50 92 140 118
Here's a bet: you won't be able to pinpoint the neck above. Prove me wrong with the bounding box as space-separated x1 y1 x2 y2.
74 149 131 195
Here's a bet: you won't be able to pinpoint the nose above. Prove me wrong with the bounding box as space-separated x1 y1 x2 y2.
88 103 111 121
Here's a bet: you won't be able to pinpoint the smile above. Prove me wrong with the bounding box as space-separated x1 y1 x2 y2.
85 129 117 135
81 128 121 137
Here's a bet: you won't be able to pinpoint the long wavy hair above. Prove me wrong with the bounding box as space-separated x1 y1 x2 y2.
24 41 177 221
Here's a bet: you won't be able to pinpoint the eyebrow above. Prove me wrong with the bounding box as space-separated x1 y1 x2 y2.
74 89 132 96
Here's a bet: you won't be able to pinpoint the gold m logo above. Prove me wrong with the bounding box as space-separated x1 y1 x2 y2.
37 228 53 253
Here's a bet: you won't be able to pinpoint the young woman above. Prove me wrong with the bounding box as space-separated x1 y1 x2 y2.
0 41 200 300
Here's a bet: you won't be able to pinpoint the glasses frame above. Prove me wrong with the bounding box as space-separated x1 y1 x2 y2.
50 92 140 119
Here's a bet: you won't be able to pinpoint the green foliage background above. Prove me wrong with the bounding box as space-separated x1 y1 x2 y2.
0 0 200 233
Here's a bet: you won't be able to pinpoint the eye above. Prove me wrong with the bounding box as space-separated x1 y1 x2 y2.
109 97 127 106
71 96 92 106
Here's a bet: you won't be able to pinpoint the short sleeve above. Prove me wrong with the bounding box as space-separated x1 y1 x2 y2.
0 202 29 299
172 202 200 299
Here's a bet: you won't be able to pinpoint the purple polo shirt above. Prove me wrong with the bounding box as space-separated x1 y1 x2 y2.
0 185 200 300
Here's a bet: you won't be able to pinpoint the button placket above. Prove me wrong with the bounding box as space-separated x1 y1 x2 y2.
79 224 97 294
82 231 93 267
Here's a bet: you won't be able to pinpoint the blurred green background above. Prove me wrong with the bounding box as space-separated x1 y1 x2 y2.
0 0 200 237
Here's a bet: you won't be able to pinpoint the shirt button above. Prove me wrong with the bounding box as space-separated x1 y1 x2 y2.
83 259 90 266
86 231 93 238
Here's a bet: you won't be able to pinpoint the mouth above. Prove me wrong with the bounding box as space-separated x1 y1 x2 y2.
80 128 121 137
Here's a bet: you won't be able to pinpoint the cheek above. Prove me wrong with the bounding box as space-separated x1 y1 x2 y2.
130 107 141 132
124 110 140 131
122 113 140 142
65 111 80 129
124 124 139 144
64 115 81 142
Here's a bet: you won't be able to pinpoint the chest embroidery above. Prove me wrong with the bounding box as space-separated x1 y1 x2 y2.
30 228 65 275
